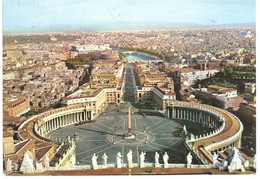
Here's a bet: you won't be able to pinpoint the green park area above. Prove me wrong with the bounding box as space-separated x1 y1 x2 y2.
119 52 127 58
3 35 79 45
66 54 94 69
195 64 256 95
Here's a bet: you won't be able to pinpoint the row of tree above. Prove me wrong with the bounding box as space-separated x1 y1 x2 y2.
66 54 94 69
223 64 256 79
3 35 79 45
119 52 127 58
195 64 256 93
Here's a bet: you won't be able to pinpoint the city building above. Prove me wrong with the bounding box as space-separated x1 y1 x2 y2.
3 97 31 117
62 58 124 116
133 61 176 110
195 85 243 110
244 83 256 94
71 44 111 54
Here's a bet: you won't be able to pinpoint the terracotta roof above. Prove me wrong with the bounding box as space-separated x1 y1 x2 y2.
220 88 236 93
3 130 14 138
208 85 227 90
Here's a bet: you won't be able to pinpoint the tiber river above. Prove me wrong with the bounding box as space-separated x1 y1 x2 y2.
117 49 159 62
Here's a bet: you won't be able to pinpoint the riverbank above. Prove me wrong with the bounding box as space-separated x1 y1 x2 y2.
116 48 160 62
121 47 165 60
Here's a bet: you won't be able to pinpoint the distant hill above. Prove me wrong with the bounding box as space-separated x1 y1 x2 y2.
3 22 255 34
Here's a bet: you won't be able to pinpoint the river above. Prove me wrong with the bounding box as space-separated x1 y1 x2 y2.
116 49 159 62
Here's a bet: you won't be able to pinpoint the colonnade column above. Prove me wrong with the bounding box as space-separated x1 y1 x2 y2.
51 119 54 131
56 117 59 129
67 114 70 125
47 121 49 132
69 114 72 124
61 116 64 127
71 113 74 124
43 124 45 135
59 116 61 128
40 127 43 136
45 122 47 133
45 123 47 135
82 111 85 122
79 112 82 122
49 120 52 132
91 111 94 120
53 118 56 129
65 114 68 125
66 114 68 125
70 114 73 124
76 113 78 122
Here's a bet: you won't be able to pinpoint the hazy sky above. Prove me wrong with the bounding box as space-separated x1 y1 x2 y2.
3 0 256 33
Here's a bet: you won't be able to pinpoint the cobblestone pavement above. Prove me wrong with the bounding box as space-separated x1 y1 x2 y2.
49 103 211 165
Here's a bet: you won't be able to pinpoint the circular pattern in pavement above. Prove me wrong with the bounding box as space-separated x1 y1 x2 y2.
106 129 155 146
48 104 211 165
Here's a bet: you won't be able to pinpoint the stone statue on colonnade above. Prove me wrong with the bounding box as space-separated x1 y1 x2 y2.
140 151 146 168
127 149 133 168
92 153 98 169
186 152 193 168
163 152 169 168
155 152 160 167
116 152 123 168
102 153 108 166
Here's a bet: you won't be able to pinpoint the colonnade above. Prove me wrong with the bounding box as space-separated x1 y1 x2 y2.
166 103 243 165
166 106 222 129
35 110 94 138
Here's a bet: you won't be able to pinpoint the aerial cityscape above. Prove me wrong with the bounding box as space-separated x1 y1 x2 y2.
2 0 257 176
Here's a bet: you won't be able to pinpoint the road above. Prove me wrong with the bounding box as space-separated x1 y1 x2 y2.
122 63 137 103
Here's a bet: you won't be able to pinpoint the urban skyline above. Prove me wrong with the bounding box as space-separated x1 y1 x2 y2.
3 0 256 34
2 0 257 176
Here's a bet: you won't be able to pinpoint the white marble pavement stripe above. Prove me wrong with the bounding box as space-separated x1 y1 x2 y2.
146 119 166 130
76 143 110 156
152 142 183 153
79 145 115 161
76 140 106 142
86 124 114 134
155 137 179 140
154 133 175 136
95 121 114 131
149 121 175 131
147 144 179 157
147 143 167 153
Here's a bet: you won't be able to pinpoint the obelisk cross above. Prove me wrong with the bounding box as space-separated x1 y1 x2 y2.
128 107 132 136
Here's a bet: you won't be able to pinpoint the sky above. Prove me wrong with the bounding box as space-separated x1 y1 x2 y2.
3 0 256 33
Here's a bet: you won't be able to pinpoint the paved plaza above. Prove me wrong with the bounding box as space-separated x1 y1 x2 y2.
49 103 212 165
48 62 212 166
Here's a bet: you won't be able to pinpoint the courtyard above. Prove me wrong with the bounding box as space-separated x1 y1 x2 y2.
48 103 212 165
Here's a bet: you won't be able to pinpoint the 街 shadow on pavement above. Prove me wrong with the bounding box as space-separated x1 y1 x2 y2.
78 127 124 137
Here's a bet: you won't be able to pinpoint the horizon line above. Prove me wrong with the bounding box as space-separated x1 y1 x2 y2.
3 22 256 35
